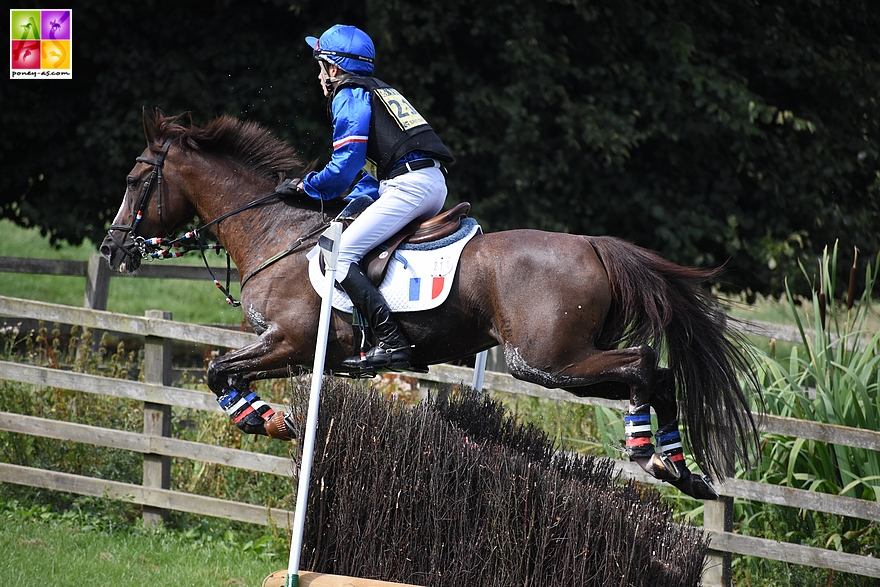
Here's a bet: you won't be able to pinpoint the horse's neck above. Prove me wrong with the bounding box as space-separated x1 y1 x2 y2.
186 170 320 278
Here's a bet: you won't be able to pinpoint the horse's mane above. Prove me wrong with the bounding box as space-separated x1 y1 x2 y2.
153 113 305 182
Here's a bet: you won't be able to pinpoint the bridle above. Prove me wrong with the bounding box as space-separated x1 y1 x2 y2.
105 137 333 306
106 137 174 261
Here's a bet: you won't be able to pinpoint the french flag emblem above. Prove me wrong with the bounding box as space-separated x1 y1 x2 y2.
409 277 445 301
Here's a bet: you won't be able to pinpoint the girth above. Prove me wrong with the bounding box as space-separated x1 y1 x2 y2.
320 202 471 286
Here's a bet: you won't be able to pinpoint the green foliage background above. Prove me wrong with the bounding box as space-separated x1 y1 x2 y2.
2 0 878 295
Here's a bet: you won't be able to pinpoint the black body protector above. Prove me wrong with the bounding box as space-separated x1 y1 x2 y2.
331 76 454 180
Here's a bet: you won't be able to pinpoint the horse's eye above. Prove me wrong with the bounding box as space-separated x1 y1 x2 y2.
126 176 139 189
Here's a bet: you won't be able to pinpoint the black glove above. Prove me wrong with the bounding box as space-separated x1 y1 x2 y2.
275 178 302 197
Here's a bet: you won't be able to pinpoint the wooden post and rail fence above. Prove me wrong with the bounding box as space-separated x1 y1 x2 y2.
1 254 879 585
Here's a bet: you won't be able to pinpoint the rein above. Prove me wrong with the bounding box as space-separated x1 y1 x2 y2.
140 197 329 307
107 138 331 307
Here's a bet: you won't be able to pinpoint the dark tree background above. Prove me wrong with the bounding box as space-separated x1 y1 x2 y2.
2 0 878 296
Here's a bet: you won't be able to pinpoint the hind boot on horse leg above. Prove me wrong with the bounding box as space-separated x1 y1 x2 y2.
650 369 719 500
625 405 682 483
503 340 686 486
611 346 679 483
339 264 413 372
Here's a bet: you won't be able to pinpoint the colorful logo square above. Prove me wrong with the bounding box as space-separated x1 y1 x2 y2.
11 10 40 40
11 39 40 69
42 39 69 69
42 10 70 40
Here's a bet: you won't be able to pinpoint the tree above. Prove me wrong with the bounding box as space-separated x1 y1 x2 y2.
3 0 877 296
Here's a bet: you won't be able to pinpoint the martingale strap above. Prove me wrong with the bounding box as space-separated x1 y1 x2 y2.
196 230 240 306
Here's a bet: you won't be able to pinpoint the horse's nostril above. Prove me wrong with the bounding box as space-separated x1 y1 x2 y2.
100 244 113 260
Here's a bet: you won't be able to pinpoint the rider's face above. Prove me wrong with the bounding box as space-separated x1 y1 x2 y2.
317 62 333 97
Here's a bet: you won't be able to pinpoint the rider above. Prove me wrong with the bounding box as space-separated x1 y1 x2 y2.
296 24 454 372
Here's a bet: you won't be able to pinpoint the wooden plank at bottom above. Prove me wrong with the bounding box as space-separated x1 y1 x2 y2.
0 462 293 528
707 530 880 579
262 569 424 587
300 572 424 587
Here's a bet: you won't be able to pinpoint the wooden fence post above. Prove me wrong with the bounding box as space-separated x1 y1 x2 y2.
142 309 173 526
84 254 111 310
704 494 734 586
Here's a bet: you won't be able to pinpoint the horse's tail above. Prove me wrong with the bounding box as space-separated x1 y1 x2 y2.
588 235 760 480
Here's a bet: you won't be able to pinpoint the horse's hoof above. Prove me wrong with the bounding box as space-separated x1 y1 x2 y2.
671 473 719 500
633 453 681 482
235 412 268 436
265 412 296 441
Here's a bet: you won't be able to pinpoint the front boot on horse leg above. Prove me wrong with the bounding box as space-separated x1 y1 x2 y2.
339 264 413 372
625 405 681 482
217 388 297 441
217 388 268 436
656 420 719 500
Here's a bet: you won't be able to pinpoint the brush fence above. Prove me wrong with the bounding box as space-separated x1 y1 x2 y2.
1 254 879 584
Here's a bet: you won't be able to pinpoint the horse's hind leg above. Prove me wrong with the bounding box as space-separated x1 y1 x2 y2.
651 369 719 499
616 353 684 485
504 341 679 481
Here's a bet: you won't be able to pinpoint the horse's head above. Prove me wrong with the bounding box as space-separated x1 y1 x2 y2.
100 108 199 273
102 108 321 274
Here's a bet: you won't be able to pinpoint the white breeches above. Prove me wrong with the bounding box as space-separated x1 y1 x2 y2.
336 162 447 281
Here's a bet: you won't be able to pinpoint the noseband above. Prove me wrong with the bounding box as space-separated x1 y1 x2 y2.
106 137 174 260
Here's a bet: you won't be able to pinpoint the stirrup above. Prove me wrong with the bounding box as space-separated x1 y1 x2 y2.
342 343 413 372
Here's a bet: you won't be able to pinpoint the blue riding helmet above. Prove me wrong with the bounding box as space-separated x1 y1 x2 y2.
305 25 375 75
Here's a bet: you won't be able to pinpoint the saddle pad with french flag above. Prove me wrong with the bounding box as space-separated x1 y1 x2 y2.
307 218 481 313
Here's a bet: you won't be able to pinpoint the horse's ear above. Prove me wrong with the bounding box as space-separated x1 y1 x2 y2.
142 106 159 144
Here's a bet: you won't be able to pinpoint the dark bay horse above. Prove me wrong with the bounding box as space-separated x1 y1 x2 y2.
101 109 760 499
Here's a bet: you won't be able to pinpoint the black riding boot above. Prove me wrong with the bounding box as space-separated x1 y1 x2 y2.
340 264 413 371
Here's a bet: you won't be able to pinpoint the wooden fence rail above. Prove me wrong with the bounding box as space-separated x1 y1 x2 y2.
2 256 880 584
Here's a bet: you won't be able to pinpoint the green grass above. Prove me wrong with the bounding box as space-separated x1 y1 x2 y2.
0 500 282 587
0 219 243 325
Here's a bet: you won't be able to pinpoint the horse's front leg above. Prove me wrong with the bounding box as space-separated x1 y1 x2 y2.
206 327 299 440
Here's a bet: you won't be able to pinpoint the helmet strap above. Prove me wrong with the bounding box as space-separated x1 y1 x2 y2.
319 60 350 93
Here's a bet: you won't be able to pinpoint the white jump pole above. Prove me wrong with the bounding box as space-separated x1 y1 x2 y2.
285 221 342 587
472 350 488 393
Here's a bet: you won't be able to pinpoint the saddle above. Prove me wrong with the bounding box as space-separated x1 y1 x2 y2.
322 202 471 286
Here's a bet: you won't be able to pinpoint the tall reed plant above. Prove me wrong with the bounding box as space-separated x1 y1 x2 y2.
749 244 880 501
728 245 880 585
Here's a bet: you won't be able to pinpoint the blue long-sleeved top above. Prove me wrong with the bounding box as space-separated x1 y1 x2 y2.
300 87 380 201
